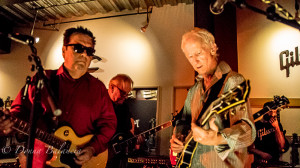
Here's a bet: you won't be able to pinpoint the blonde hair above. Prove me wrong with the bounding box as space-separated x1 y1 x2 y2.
181 27 219 59
109 74 133 92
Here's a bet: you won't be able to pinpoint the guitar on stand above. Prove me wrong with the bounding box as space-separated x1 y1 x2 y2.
251 95 290 167
253 95 289 123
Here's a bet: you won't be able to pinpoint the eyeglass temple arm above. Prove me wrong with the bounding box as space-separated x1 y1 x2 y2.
93 55 102 61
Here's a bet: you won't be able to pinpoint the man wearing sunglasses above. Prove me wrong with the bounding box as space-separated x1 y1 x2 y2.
108 74 133 105
0 26 117 167
106 74 143 168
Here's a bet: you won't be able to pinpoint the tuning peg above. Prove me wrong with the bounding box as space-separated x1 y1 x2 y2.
230 109 236 116
240 106 246 111
31 65 35 71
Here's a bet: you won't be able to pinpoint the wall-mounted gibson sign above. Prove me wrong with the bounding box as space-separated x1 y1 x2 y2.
280 46 299 77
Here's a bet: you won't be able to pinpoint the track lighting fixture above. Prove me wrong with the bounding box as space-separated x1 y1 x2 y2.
140 6 152 33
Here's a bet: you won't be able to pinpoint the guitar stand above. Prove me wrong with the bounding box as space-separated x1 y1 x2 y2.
291 133 300 167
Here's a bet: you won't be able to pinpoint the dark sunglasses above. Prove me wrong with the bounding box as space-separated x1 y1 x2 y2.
111 84 130 98
65 43 95 56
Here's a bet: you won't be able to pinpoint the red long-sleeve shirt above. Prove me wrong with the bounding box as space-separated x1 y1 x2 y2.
10 65 117 166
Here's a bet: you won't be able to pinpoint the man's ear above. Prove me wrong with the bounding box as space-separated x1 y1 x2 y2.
210 43 217 56
62 46 66 58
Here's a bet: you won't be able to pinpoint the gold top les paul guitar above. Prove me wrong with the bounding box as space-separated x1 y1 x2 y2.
0 110 107 168
175 80 251 168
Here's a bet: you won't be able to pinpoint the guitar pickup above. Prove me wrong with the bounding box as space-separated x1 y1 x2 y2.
112 143 121 154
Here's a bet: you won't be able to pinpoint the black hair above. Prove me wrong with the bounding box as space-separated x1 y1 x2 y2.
63 26 96 46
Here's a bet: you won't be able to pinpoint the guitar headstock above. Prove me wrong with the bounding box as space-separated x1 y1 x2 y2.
219 80 250 108
200 80 251 126
213 80 250 113
266 95 290 111
274 95 290 109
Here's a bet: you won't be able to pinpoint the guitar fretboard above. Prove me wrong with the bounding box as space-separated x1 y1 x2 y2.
253 106 270 121
120 120 172 146
10 115 66 149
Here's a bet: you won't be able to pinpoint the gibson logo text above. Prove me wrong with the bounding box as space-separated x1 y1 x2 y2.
280 46 299 77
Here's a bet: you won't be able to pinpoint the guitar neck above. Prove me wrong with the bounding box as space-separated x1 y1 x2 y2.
253 102 288 123
121 120 172 145
9 114 66 149
253 106 270 122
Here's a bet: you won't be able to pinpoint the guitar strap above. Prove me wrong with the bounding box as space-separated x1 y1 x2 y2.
196 72 230 122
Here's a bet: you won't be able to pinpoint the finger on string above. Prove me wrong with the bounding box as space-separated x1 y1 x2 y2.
192 123 206 134
209 118 219 132
173 137 184 145
172 134 181 141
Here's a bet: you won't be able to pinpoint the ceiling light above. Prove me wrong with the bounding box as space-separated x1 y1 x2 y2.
140 24 148 33
140 6 152 33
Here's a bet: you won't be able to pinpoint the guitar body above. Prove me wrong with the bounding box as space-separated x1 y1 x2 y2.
0 110 109 168
109 132 135 156
173 80 251 167
175 135 197 168
46 126 108 168
82 150 108 168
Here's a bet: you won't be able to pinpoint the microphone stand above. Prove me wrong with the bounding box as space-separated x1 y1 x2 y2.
25 43 61 168
233 0 300 30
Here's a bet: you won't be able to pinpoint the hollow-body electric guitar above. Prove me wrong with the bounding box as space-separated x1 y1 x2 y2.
175 80 251 168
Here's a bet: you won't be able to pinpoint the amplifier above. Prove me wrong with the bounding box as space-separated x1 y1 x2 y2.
128 156 172 168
